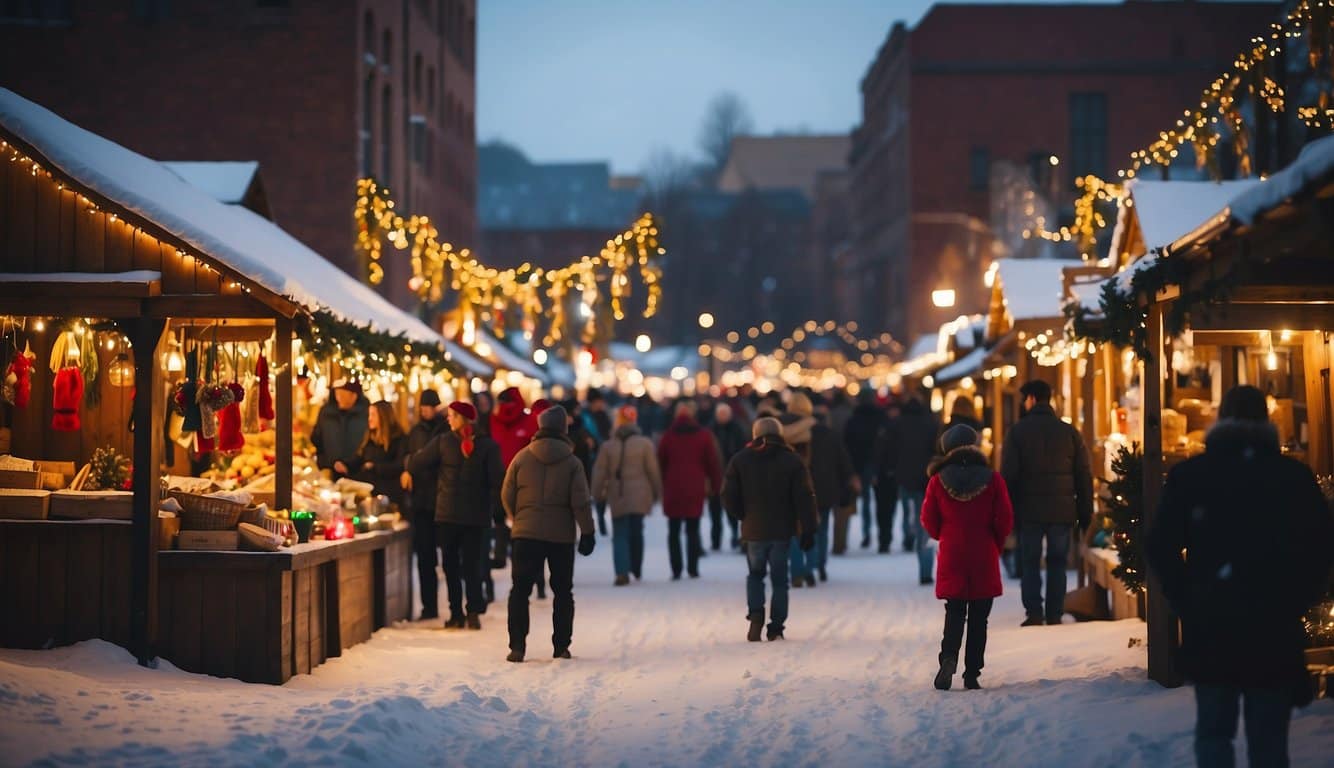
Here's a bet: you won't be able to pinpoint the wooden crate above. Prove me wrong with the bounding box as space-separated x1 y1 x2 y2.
177 530 239 551
0 427 10 453
0 489 50 519
49 490 133 520
0 469 40 490
35 461 76 490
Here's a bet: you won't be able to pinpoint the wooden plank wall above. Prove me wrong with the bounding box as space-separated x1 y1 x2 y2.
0 522 131 650
157 567 291 684
337 552 374 651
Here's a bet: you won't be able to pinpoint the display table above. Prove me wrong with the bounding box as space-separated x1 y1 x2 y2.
1082 547 1143 620
157 525 412 685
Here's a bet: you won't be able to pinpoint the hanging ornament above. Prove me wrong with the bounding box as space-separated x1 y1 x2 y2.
4 344 34 408
196 382 234 441
51 365 84 431
256 352 274 422
217 382 246 453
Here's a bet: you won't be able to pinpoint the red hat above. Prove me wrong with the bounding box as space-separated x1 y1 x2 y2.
531 398 552 416
448 401 477 422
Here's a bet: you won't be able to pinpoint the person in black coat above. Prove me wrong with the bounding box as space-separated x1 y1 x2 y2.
722 417 818 642
349 400 407 508
1001 380 1093 625
313 380 370 477
780 392 857 585
1147 385 1333 768
400 390 448 620
709 402 749 550
844 390 889 549
893 396 941 583
870 399 904 554
406 400 504 630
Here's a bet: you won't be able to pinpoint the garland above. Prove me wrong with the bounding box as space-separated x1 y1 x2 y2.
1106 443 1146 595
295 310 460 378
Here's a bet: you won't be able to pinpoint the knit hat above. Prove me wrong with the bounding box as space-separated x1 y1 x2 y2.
752 416 782 440
615 404 638 428
419 389 442 407
1219 385 1269 422
332 378 363 395
538 404 568 433
787 392 814 417
940 424 979 454
448 401 477 422
532 398 552 416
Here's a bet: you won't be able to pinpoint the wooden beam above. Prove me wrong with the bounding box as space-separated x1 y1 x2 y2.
123 317 167 667
0 297 142 317
0 279 161 299
1231 285 1334 303
144 295 277 319
1189 303 1334 332
181 324 275 344
274 316 293 513
1142 302 1182 688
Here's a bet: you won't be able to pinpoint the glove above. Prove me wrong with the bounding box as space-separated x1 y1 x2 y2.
800 531 815 552
578 533 596 557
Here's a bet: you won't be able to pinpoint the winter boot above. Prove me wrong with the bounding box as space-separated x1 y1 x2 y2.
767 627 784 641
444 615 466 630
465 613 482 630
934 653 957 691
506 648 524 663
963 675 982 690
818 567 828 583
1021 615 1045 627
614 574 630 586
747 614 764 643
791 578 804 589
553 647 572 659
805 574 817 588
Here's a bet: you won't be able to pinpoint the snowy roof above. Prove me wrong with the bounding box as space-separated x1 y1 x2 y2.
1111 179 1260 259
906 333 939 361
933 347 987 386
954 316 987 350
995 258 1077 321
0 88 490 376
160 161 259 205
1228 134 1334 227
1069 280 1106 315
607 342 699 377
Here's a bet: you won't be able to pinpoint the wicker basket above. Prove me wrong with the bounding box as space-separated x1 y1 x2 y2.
174 492 246 531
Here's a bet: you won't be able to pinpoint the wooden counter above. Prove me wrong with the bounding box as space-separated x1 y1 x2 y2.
157 525 412 684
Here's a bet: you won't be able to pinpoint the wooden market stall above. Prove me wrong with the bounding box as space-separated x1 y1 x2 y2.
0 89 491 683
1126 135 1334 687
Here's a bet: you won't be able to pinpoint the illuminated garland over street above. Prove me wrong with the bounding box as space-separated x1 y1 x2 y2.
699 319 900 364
1032 0 1334 254
354 179 663 346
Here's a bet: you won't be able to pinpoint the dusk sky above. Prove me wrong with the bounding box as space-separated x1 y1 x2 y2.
477 0 1104 174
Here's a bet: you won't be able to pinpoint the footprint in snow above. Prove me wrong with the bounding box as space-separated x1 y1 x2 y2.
329 698 356 710
486 696 509 713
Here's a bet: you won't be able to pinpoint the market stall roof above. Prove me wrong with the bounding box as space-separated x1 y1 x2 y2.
994 258 1077 321
1107 179 1260 263
0 88 490 377
897 332 946 377
933 347 988 387
1220 134 1334 227
161 161 259 206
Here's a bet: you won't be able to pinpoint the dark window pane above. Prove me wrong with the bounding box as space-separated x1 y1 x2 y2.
969 146 989 191
1069 92 1107 183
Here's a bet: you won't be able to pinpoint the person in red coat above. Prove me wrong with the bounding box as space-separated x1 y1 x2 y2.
657 401 723 579
920 424 1014 691
491 388 538 467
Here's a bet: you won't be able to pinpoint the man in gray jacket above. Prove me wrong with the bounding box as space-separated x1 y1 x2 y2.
501 406 597 662
1001 380 1093 627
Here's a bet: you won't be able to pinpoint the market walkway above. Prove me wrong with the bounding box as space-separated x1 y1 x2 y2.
0 513 1330 767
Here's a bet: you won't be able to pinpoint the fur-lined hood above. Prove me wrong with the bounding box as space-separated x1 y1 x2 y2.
927 446 992 501
779 413 815 447
1205 418 1280 458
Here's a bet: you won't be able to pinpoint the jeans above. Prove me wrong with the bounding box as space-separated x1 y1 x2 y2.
437 522 485 619
596 500 609 536
1020 522 1072 621
813 507 832 572
941 598 994 679
875 477 899 550
859 467 876 542
902 490 934 580
611 514 645 578
789 536 811 581
410 503 438 618
668 517 702 577
707 494 737 549
746 540 790 632
1194 684 1292 768
508 538 575 653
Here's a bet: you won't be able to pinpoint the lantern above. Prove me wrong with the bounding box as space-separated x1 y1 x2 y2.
107 352 135 387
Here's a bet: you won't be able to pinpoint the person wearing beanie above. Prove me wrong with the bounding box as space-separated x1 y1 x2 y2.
401 390 449 620
501 404 597 662
779 391 857 587
657 401 724 580
1148 385 1333 766
1002 380 1093 626
591 404 662 585
311 379 370 478
406 400 503 630
722 415 818 642
920 424 1013 691
489 387 538 575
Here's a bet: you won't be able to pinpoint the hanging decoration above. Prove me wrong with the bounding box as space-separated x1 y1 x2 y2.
3 343 34 408
217 381 246 453
1105 443 1146 595
86 445 131 492
255 351 274 422
354 178 663 346
51 364 84 432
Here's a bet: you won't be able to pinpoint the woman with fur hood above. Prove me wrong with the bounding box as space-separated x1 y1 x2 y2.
920 424 1014 692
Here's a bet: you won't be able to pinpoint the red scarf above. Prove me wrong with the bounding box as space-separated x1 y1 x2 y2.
457 423 475 458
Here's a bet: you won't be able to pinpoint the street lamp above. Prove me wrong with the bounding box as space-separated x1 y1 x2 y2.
697 312 714 329
932 289 956 308
635 334 652 353
532 349 548 365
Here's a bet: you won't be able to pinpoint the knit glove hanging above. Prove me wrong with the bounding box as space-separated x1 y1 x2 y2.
4 351 33 408
255 352 274 422
217 382 246 452
51 365 84 431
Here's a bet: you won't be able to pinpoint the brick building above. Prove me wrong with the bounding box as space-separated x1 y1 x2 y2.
847 0 1278 343
0 0 477 310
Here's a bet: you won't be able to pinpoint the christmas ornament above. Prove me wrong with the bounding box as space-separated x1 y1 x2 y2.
51 365 84 431
256 352 274 422
86 445 130 491
217 382 246 453
4 344 34 408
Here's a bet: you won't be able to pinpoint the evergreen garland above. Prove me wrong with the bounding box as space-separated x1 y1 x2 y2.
87 444 130 491
294 310 464 378
1106 443 1147 595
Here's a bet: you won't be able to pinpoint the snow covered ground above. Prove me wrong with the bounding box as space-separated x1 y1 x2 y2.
1 512 1330 767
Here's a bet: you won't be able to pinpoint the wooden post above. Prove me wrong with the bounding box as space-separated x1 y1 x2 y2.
1081 355 1096 449
1142 302 1182 687
274 317 293 512
125 317 167 667
991 374 1004 469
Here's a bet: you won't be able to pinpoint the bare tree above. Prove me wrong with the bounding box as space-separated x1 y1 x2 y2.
640 147 701 204
697 92 753 172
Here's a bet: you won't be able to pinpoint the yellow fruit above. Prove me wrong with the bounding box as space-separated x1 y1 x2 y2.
241 466 256 479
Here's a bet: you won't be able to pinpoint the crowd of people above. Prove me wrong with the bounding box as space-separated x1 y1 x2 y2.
309 377 1332 765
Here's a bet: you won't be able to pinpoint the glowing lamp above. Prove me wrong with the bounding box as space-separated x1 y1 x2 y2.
107 353 135 387
697 312 714 329
325 515 353 541
932 289 956 308
635 334 652 353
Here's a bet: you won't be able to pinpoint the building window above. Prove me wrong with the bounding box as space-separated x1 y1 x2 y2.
1027 150 1053 189
969 147 989 191
361 73 375 178
381 86 393 185
427 68 435 110
363 10 375 59
413 54 423 102
382 29 393 69
411 115 427 166
1 0 72 25
1069 92 1107 183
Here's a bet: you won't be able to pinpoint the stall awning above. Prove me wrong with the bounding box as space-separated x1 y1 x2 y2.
933 347 988 386
1219 134 1334 228
995 258 1077 322
1108 179 1260 262
161 161 260 206
476 333 549 383
0 88 491 377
